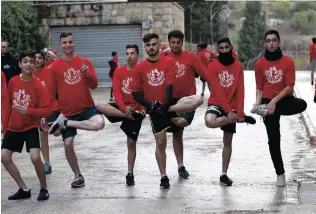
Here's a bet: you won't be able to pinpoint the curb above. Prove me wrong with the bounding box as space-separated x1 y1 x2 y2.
294 86 316 146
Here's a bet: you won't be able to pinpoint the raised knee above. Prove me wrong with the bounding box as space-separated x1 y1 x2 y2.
205 120 216 128
94 120 105 131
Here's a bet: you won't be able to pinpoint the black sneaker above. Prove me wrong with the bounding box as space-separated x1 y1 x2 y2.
220 174 233 186
37 188 50 201
8 188 31 200
160 176 170 189
71 175 85 188
178 166 190 179
126 173 135 186
244 115 256 125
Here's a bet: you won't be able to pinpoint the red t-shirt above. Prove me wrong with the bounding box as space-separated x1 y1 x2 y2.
255 55 295 100
113 66 145 112
197 49 217 68
7 75 52 132
309 43 316 61
232 50 238 59
33 66 59 112
1 71 10 133
166 51 211 98
131 57 176 104
208 60 245 118
51 56 98 116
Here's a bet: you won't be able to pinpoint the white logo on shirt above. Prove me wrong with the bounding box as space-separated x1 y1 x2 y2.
205 52 211 60
175 61 186 79
265 66 283 84
122 77 132 94
147 69 165 86
218 70 234 88
41 81 46 88
13 89 31 107
64 67 81 85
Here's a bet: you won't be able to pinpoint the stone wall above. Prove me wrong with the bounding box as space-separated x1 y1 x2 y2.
38 2 184 49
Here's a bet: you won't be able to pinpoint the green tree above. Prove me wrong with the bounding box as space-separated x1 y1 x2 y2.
290 10 316 35
238 1 266 63
271 0 292 19
1 1 45 53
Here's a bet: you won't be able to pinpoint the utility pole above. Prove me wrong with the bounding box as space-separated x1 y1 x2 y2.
209 1 216 45
188 2 196 48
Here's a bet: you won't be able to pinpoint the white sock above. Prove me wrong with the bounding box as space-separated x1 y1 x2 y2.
161 174 167 178
23 188 29 191
220 173 227 177
128 171 133 174
178 164 184 169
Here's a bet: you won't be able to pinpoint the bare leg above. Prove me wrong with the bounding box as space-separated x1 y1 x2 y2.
205 114 235 128
222 132 233 173
97 103 125 118
30 148 47 188
168 95 203 114
172 131 184 166
127 137 136 172
66 115 105 131
154 131 167 175
64 137 81 175
1 149 28 189
40 131 50 164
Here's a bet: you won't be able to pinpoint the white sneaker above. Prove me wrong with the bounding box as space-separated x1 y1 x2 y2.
276 174 286 187
250 104 268 116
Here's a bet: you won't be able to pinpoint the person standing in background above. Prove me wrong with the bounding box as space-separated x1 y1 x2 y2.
309 37 316 85
109 51 119 102
1 41 20 85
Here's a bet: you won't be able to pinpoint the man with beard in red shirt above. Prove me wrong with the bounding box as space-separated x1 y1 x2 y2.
47 32 105 188
205 37 256 186
131 33 208 188
252 30 307 187
197 42 217 96
164 30 219 179
97 44 146 186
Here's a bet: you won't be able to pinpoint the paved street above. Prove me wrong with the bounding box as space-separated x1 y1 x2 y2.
2 71 316 213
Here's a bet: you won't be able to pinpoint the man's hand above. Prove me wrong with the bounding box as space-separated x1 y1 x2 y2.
227 111 237 123
125 106 135 120
267 100 277 115
81 58 90 77
12 105 27 114
41 118 50 132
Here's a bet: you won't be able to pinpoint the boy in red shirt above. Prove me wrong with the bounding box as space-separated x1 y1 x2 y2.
197 42 217 96
205 37 256 186
33 50 60 174
47 32 105 188
1 51 51 201
252 30 307 187
97 44 146 186
309 37 316 85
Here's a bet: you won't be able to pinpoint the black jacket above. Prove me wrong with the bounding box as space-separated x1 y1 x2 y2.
108 60 118 79
1 53 20 85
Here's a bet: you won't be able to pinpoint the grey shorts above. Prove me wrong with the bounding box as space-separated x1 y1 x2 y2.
311 60 316 70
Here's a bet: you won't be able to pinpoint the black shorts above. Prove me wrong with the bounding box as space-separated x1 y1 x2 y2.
1 128 41 153
167 98 196 133
47 110 60 124
106 103 144 141
205 104 236 133
149 112 171 135
61 106 100 140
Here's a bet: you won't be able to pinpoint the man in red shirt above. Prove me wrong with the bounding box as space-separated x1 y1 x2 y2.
197 42 217 96
165 30 219 179
47 32 105 188
205 37 256 186
97 44 146 186
309 37 316 85
1 51 51 201
252 30 307 187
33 50 60 174
109 51 119 102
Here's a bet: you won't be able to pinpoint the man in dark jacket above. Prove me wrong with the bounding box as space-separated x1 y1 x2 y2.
108 51 119 102
1 42 20 85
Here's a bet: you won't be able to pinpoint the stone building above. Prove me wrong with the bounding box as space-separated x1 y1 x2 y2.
36 1 184 83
